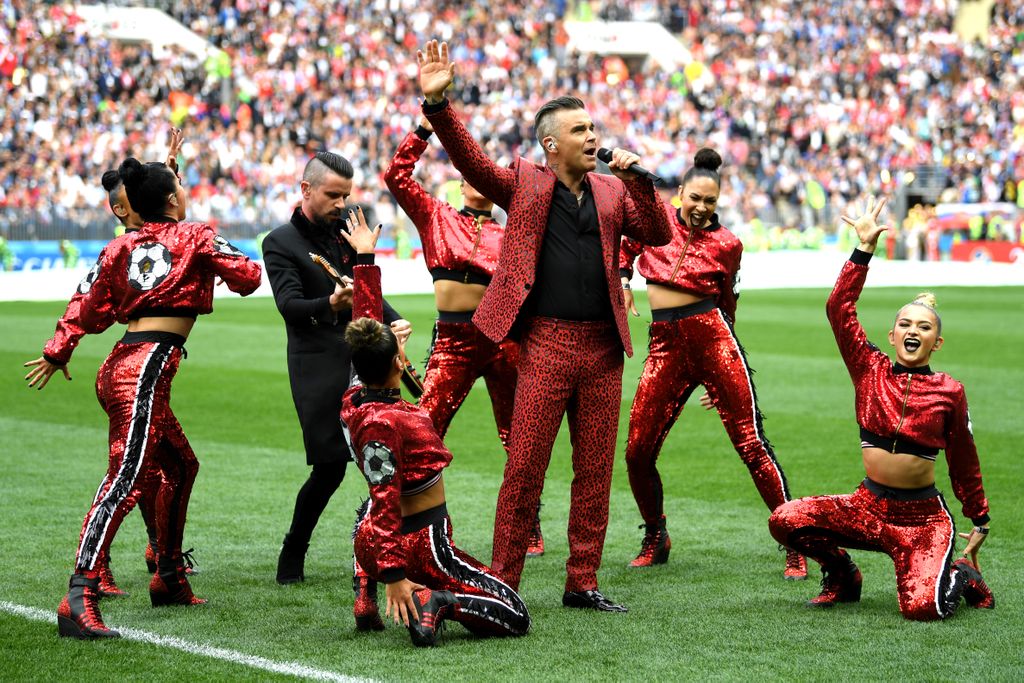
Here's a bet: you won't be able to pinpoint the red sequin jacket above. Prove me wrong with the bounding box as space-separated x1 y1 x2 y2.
424 98 672 356
383 130 504 281
340 259 453 582
827 250 989 523
43 220 262 364
619 205 741 321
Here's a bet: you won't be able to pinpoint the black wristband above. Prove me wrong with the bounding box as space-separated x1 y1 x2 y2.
622 282 631 290
422 98 449 115
971 513 991 526
414 125 433 141
42 353 67 366
973 525 989 535
355 253 375 265
850 248 873 266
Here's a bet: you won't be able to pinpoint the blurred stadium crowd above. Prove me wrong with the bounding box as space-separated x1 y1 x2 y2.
1 0 1023 245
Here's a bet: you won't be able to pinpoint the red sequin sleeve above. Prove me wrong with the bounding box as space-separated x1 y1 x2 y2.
423 100 515 210
618 236 644 280
826 251 881 382
197 226 262 295
355 417 407 582
352 259 382 322
75 246 121 335
383 132 441 238
717 240 742 322
945 384 989 523
42 282 94 365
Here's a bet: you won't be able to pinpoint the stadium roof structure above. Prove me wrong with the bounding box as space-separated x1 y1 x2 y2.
73 4 219 60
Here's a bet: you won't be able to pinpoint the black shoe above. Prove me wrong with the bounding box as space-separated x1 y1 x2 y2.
408 589 458 647
276 536 308 585
562 589 627 613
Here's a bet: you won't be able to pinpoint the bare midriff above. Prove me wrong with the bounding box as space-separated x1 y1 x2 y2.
400 475 446 517
647 283 707 310
434 280 487 313
862 447 936 489
127 316 196 339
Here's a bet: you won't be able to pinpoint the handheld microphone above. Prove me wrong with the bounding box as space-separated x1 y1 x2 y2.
596 148 664 185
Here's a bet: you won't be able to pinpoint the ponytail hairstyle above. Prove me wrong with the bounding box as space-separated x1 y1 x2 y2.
680 148 723 189
117 157 177 220
345 318 399 386
899 292 942 334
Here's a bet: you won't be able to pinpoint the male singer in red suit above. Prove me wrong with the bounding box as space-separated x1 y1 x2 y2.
416 40 672 611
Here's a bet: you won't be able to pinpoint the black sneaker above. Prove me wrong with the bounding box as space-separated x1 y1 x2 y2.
408 589 458 647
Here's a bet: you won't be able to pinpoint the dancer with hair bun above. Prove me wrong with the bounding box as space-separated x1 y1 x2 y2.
770 196 993 620
620 148 806 579
26 156 262 638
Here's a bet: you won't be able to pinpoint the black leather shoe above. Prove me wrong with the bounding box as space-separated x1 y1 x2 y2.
562 589 627 613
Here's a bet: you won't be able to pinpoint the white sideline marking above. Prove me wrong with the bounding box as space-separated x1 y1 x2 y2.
1 601 374 683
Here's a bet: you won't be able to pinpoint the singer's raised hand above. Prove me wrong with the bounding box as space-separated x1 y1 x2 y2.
417 40 456 104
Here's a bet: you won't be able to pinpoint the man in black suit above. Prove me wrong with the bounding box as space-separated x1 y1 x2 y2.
263 151 409 585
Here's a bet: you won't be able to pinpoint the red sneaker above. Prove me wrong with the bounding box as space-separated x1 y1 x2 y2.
408 588 457 647
628 516 671 568
57 574 120 639
784 549 808 581
807 553 862 607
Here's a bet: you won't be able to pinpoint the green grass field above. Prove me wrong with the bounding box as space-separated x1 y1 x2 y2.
2 287 1022 681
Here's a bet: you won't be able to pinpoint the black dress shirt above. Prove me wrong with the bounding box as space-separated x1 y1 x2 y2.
529 179 612 321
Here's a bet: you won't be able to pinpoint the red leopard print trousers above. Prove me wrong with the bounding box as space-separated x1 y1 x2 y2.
491 317 623 592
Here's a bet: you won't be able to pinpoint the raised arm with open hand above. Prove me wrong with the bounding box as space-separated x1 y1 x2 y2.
841 196 889 253
417 40 456 104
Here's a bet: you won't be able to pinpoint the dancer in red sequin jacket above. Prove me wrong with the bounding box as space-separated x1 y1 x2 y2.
770 196 993 620
618 149 804 579
382 120 518 457
340 209 529 646
25 157 261 639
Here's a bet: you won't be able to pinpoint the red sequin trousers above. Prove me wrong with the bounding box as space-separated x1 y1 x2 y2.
769 482 966 620
418 320 518 453
625 310 792 524
354 503 530 636
491 318 624 592
75 338 198 571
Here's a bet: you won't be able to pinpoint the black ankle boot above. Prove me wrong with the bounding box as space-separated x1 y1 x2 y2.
276 535 308 585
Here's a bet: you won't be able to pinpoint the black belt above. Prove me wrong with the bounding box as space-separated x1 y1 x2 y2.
437 310 476 324
400 502 448 534
860 427 938 460
430 267 492 287
120 331 187 348
862 477 940 501
651 298 716 322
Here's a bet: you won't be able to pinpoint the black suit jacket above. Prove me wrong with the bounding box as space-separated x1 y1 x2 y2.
263 207 401 464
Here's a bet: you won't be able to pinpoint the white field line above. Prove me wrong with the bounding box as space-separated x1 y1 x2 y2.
0 601 375 683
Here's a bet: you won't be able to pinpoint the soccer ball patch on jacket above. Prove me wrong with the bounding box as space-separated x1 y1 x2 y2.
127 242 173 291
361 441 397 486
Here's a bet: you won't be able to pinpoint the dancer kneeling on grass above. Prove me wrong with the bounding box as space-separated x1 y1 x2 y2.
769 196 994 620
339 207 530 646
25 157 262 639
